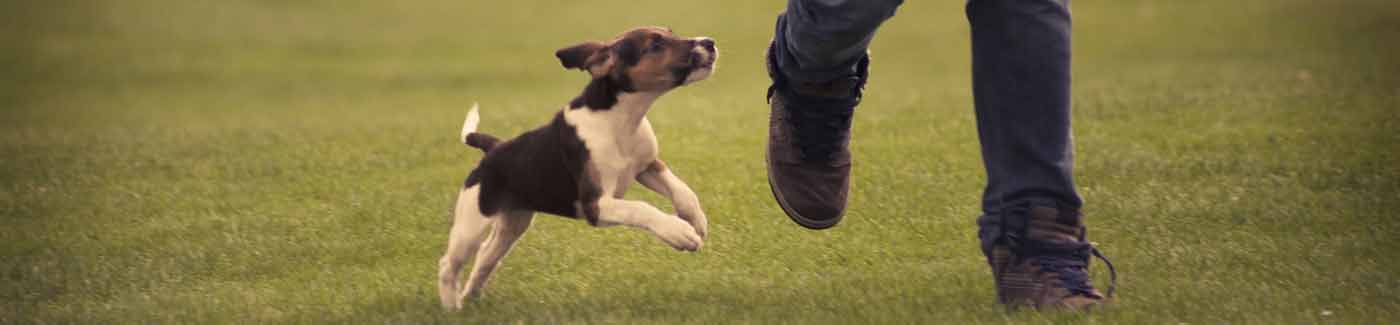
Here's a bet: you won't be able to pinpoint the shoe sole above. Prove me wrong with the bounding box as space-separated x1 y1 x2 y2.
765 153 843 230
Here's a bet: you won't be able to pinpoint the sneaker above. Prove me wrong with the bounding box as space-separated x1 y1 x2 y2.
764 41 868 230
984 203 1117 310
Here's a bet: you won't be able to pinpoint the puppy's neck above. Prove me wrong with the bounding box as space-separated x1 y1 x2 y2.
613 91 661 125
568 77 663 132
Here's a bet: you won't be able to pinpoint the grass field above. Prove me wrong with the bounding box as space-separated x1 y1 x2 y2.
3 0 1398 323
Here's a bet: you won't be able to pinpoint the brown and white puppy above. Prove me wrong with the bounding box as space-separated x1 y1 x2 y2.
438 27 717 309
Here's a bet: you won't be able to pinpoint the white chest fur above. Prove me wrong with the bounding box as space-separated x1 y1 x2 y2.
562 92 662 197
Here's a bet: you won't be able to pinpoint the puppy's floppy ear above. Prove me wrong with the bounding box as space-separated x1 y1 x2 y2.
555 41 612 77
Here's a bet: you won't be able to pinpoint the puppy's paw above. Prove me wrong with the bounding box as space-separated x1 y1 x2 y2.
439 271 462 310
461 287 485 302
681 212 709 240
652 217 703 252
439 285 462 310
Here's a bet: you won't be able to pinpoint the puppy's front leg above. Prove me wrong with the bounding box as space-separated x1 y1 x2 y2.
595 197 702 251
636 160 708 239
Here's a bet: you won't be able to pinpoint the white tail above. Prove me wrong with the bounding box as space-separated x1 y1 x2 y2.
460 103 480 144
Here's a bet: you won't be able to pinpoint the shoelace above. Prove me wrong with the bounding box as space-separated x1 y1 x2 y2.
765 45 868 163
787 102 854 162
1092 246 1117 298
998 202 1118 299
1023 239 1118 299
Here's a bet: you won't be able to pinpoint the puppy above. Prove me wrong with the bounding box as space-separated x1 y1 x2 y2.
438 27 718 309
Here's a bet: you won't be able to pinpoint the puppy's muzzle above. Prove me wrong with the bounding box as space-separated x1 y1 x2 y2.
690 37 718 69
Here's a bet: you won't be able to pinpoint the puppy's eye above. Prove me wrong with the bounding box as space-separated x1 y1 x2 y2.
647 41 665 52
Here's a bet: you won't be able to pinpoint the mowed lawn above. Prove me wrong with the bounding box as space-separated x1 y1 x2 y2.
3 0 1397 323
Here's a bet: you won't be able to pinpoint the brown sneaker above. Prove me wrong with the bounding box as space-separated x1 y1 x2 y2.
764 41 868 230
984 203 1117 310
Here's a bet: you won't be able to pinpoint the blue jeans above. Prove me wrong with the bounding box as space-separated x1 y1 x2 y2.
771 0 1082 248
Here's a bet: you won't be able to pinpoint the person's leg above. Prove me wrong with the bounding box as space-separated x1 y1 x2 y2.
766 0 902 229
968 0 1114 309
773 0 901 84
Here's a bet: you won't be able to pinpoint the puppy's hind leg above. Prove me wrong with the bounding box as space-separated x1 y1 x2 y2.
461 209 534 300
438 185 493 310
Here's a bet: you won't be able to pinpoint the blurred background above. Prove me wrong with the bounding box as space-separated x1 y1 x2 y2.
2 0 1397 323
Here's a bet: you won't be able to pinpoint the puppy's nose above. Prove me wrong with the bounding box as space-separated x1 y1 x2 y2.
696 38 716 52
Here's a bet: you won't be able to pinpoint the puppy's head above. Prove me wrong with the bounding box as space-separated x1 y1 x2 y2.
555 26 718 93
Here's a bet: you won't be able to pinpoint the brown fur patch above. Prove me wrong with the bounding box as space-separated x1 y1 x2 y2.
645 160 669 174
464 112 600 222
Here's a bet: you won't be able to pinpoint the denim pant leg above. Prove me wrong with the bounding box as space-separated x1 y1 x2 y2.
969 0 1082 254
773 0 903 84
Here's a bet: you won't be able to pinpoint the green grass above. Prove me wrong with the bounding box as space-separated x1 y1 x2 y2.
3 0 1398 323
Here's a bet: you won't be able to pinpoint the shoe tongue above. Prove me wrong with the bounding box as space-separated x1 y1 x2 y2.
770 101 853 167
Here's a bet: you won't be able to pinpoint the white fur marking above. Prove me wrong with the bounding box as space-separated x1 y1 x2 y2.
563 92 662 198
561 92 702 250
460 103 480 144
